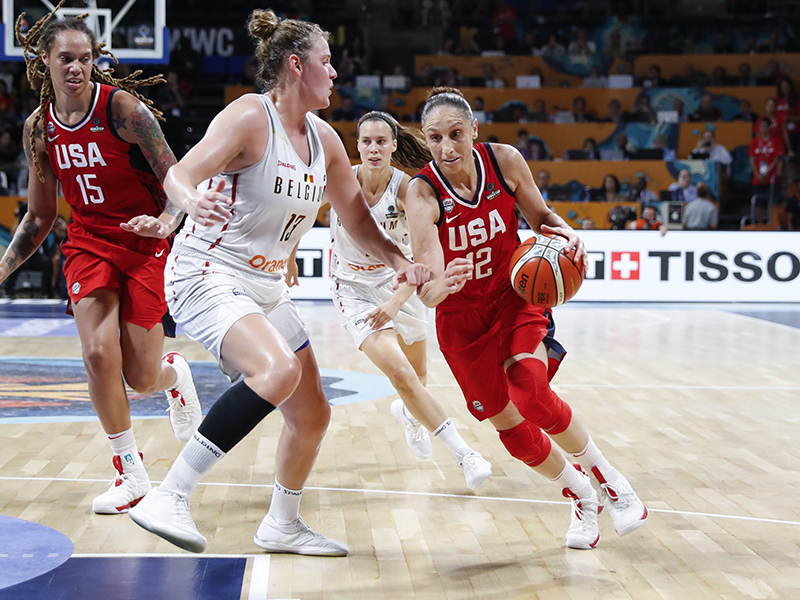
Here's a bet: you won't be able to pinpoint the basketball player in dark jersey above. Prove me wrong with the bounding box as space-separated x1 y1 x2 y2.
406 88 648 550
0 6 200 515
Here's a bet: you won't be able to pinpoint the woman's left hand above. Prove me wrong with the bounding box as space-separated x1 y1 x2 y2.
541 223 587 274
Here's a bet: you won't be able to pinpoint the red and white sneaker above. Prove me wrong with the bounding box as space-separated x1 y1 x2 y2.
562 484 601 549
592 466 648 536
163 352 202 443
92 452 151 514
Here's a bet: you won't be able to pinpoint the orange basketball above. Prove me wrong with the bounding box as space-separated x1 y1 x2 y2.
509 234 584 308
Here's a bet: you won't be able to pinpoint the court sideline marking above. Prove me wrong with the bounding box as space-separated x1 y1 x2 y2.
2 475 799 528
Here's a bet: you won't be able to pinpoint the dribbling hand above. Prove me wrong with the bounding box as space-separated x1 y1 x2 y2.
541 224 587 275
187 180 233 226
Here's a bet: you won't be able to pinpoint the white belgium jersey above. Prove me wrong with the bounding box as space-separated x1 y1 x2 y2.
172 94 327 280
330 166 412 284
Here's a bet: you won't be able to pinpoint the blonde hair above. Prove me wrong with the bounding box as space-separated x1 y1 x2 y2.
247 9 328 91
16 0 165 181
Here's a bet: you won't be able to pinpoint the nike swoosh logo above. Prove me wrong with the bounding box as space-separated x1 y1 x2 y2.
47 135 60 142
155 249 165 258
445 214 459 223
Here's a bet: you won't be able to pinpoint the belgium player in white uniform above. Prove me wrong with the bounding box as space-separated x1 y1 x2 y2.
328 111 492 490
125 11 429 555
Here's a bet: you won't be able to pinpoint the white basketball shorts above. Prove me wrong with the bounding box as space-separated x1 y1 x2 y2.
165 253 308 382
331 277 429 349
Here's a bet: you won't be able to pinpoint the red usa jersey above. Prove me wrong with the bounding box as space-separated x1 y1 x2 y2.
413 143 519 311
46 83 168 254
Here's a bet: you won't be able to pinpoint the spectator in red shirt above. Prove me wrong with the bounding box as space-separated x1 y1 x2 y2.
629 205 667 235
754 98 783 141
749 117 786 223
776 78 800 157
492 0 517 51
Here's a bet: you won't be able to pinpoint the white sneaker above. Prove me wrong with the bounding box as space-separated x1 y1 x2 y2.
562 486 600 549
129 487 208 553
163 352 202 443
390 399 432 459
254 514 349 556
459 451 492 491
92 452 151 515
592 466 648 536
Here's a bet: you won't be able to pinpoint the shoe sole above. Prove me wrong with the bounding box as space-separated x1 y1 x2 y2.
129 508 207 553
253 535 349 557
615 505 649 537
465 464 492 491
92 494 144 515
566 534 600 549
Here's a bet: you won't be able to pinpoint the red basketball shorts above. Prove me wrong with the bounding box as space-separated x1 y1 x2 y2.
436 286 549 421
61 225 169 330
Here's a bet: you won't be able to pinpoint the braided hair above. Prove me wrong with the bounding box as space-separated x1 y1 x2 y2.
357 111 432 170
16 0 165 181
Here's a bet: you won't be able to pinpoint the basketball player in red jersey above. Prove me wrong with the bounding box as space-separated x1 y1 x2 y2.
0 6 201 515
406 88 648 550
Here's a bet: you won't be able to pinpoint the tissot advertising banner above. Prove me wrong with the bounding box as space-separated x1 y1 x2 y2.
289 229 800 303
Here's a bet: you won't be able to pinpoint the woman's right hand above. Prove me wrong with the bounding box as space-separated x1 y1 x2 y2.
440 257 473 296
185 180 233 226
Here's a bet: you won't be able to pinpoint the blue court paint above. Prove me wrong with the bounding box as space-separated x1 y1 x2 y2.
0 515 73 590
0 556 246 600
0 358 394 424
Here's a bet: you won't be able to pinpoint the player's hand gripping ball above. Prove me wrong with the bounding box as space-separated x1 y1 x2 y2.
509 233 584 307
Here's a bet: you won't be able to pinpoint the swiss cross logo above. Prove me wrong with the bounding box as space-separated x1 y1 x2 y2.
611 252 640 280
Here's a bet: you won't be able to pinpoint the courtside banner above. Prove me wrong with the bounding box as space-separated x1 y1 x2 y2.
523 230 800 303
290 228 800 303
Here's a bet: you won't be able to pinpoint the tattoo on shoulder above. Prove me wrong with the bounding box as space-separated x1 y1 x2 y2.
112 114 127 131
129 104 177 182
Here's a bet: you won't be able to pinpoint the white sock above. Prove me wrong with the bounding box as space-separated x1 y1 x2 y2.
432 418 472 458
551 461 595 499
267 480 303 523
159 432 226 497
571 436 612 476
107 427 141 470
107 427 137 455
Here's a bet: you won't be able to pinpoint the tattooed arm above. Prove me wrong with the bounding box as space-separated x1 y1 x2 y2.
0 114 59 284
113 91 184 238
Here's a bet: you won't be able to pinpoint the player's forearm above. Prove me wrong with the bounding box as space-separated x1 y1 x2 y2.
164 164 200 213
0 214 53 283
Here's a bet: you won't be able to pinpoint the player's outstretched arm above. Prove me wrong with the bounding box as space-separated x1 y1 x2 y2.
0 116 58 283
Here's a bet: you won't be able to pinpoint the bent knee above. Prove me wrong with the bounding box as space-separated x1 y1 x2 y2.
246 354 303 404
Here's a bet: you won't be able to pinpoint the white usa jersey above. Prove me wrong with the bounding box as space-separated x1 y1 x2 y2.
172 94 326 279
330 166 411 284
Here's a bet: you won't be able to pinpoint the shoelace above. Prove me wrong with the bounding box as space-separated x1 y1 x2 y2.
460 453 478 469
169 492 196 528
411 424 428 444
602 483 634 510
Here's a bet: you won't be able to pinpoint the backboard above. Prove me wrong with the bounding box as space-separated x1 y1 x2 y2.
2 0 167 63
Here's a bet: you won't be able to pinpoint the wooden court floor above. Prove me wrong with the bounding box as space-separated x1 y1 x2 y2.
1 301 799 599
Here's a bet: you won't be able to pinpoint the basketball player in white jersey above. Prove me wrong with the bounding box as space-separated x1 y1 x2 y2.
125 10 429 555
327 111 492 490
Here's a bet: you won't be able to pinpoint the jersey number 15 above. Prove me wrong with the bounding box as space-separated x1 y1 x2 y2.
76 174 105 205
